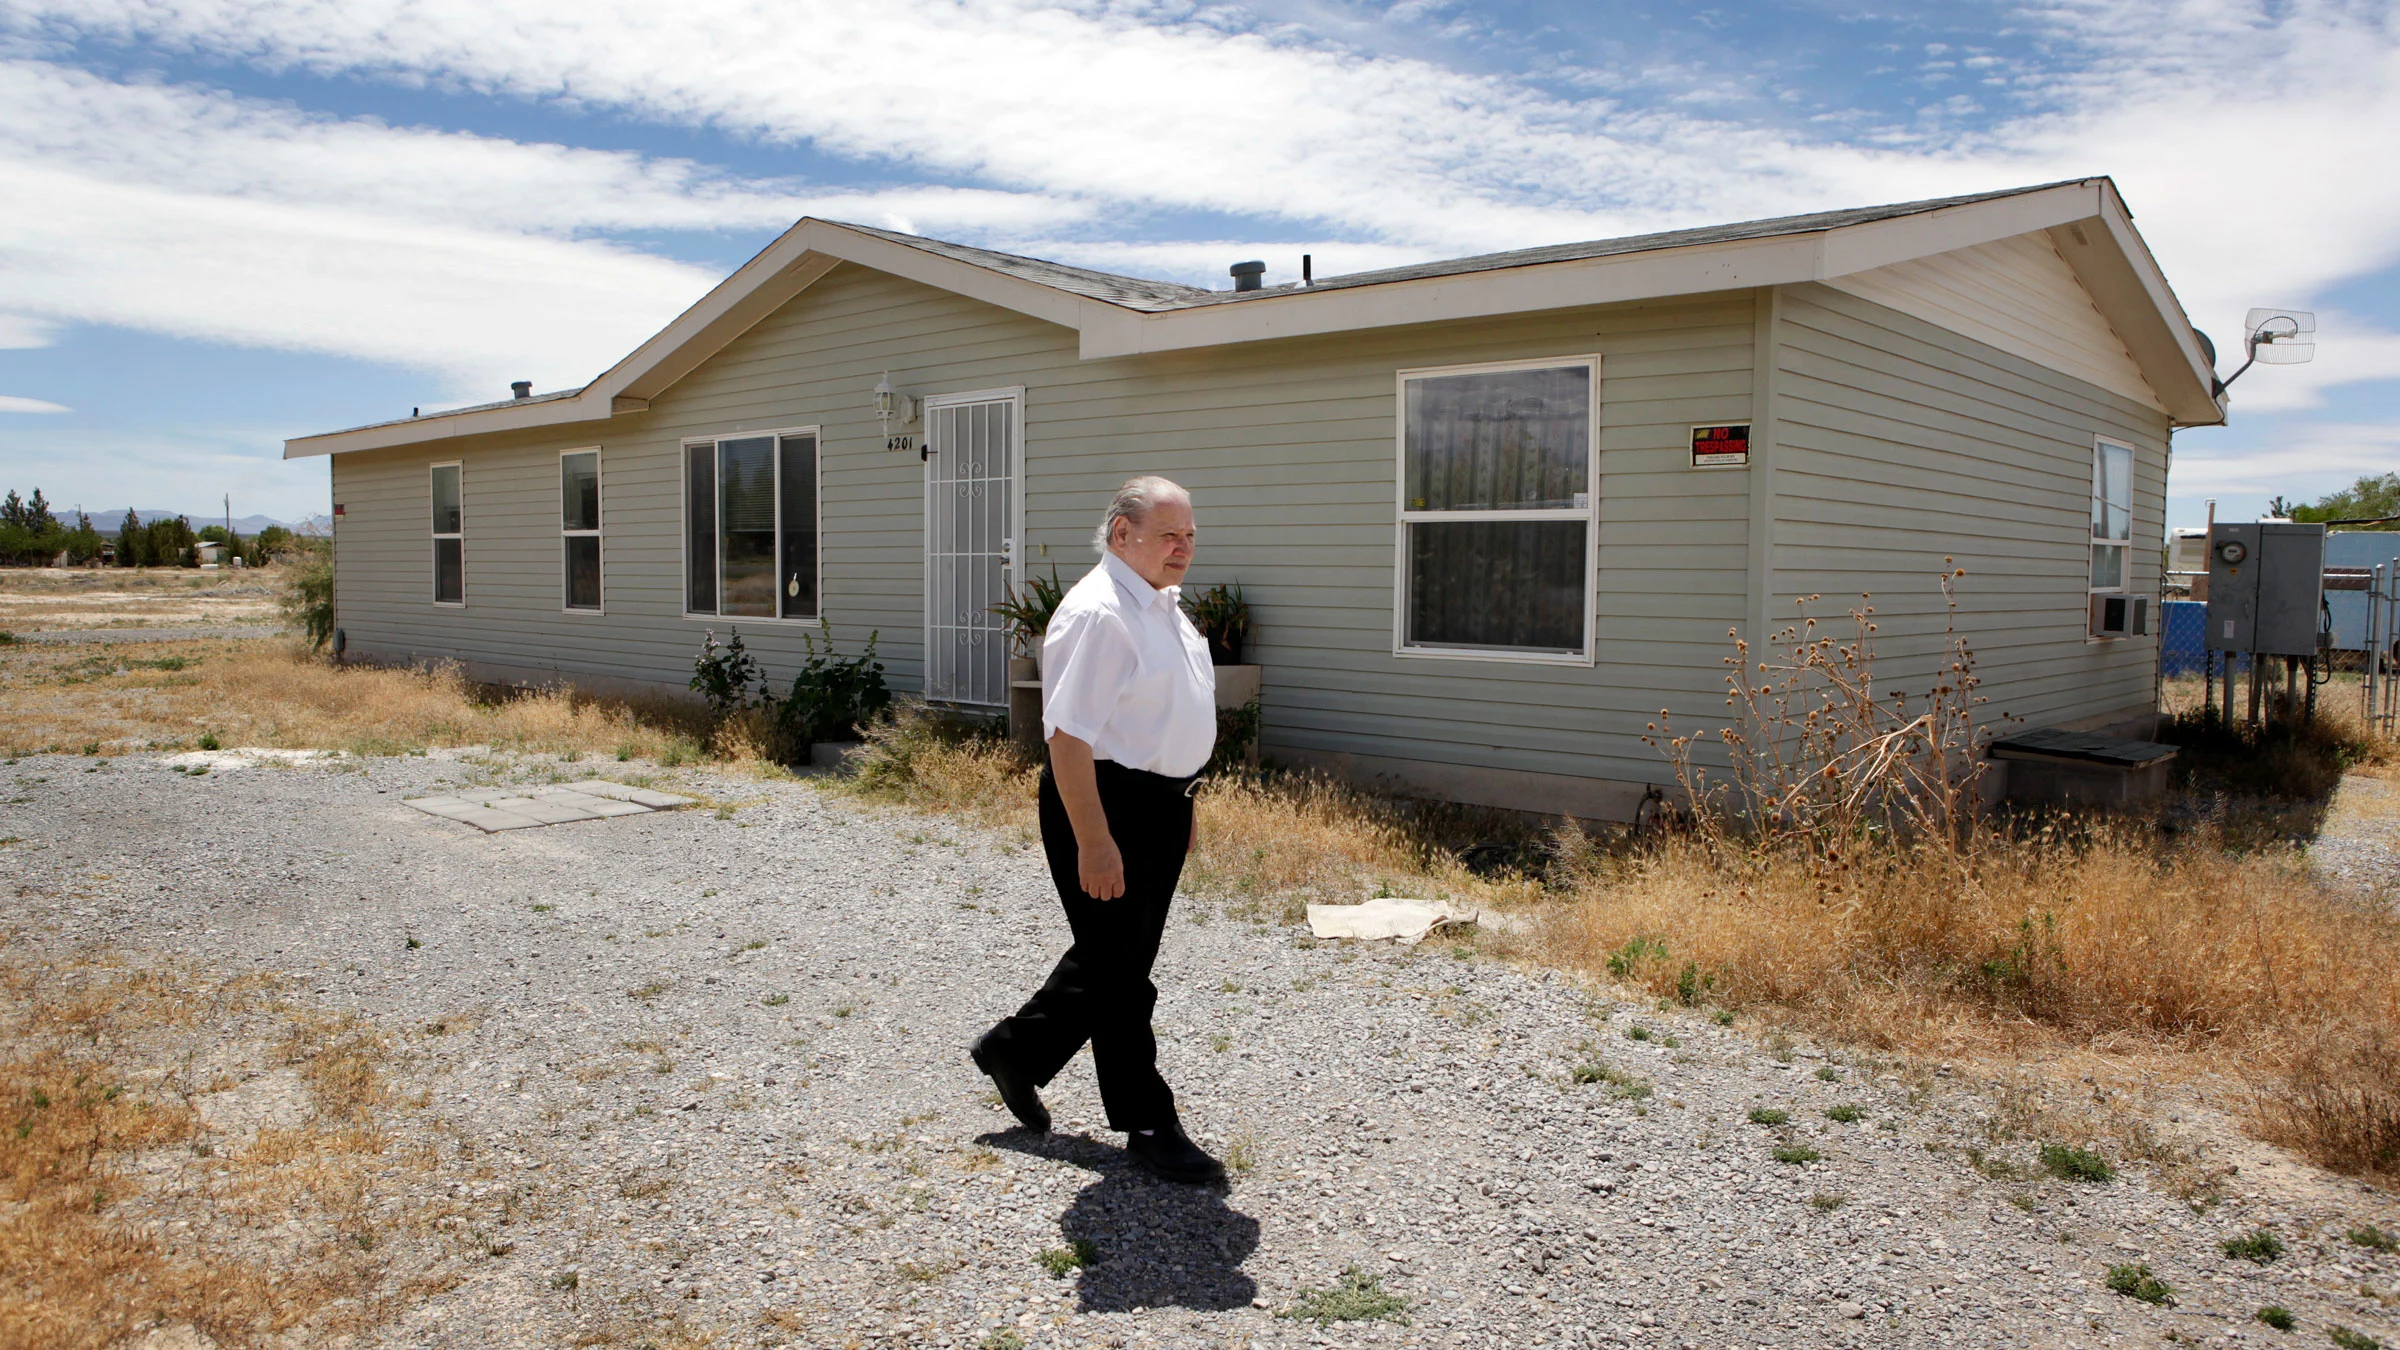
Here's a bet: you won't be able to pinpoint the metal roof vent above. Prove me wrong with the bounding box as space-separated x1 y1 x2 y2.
1229 260 1266 292
511 380 533 399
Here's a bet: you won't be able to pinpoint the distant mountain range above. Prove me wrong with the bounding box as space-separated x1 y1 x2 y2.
83 509 325 536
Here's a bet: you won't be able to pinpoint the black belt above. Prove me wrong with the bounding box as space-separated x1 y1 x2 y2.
1084 760 1203 798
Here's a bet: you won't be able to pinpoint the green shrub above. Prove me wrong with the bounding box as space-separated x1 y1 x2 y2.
2040 1143 2113 1184
2328 1327 2383 1350
769 621 890 755
1826 1105 1865 1123
1771 1145 1821 1165
2104 1263 2173 1305
2351 1225 2398 1252
1747 1108 1790 1125
1036 1238 1097 1278
2255 1306 2295 1332
278 539 336 649
2222 1229 2285 1264
1277 1264 1407 1325
1606 935 1668 978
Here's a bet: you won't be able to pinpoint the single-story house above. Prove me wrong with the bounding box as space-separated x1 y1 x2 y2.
286 176 2223 821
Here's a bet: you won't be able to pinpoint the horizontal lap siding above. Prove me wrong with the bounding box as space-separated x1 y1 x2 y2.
332 265 1758 789
1036 295 1757 788
1771 283 2169 733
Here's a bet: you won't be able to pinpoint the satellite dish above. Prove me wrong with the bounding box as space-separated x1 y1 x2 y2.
2214 306 2318 395
2243 307 2316 365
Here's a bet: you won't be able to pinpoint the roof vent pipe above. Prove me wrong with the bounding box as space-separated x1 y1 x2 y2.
1229 260 1266 292
1301 254 1312 286
511 380 532 399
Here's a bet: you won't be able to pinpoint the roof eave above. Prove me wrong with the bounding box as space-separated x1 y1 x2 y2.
1076 182 2119 358
286 217 1116 458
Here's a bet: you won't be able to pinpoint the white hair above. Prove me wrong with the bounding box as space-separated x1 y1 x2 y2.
1092 475 1188 554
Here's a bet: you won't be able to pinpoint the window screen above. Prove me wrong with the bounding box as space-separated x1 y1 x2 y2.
431 463 463 605
685 444 716 614
1398 361 1595 657
562 450 600 611
2090 439 2133 592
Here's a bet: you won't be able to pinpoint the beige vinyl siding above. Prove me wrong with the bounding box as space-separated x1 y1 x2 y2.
333 262 1761 792
1824 232 2163 415
1769 282 2169 733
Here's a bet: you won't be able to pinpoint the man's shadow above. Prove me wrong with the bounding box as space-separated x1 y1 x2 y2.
981 1130 1260 1312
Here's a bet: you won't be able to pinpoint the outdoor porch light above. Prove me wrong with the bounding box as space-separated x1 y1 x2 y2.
874 372 918 426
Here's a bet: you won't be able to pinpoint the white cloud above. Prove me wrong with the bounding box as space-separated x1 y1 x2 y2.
2170 421 2400 495
0 312 55 347
0 0 2392 409
0 394 69 412
0 59 1096 392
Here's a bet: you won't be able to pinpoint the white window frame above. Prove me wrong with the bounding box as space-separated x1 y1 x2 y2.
430 460 464 608
560 447 603 615
2087 434 2139 642
1392 354 1600 666
679 425 823 624
2088 435 2134 596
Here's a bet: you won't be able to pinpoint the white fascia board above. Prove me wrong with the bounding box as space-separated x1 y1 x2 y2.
1081 235 1828 358
2083 184 2223 424
1080 182 2114 359
283 394 600 459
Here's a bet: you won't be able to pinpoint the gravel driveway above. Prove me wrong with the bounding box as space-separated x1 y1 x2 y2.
5 751 2397 1349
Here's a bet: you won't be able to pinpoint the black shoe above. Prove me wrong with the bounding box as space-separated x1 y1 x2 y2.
970 1032 1050 1133
1126 1124 1226 1185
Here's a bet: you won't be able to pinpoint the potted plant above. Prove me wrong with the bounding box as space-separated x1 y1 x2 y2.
991 566 1068 666
1180 582 1249 666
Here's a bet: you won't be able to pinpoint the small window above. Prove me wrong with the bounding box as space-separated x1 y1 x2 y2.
684 429 819 620
561 450 601 612
430 462 463 605
1396 358 1597 660
2089 438 2133 594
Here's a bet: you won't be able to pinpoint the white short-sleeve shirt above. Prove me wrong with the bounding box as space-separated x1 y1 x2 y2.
1040 551 1218 778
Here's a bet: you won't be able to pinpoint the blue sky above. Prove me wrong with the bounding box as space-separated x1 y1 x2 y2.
0 0 2394 526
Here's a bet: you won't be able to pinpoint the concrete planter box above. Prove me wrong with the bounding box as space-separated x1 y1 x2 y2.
810 739 868 771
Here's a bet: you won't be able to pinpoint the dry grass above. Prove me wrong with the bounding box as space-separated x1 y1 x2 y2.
1536 826 2400 1054
0 636 708 760
840 702 1536 919
0 944 460 1348
0 564 285 632
842 632 2400 1182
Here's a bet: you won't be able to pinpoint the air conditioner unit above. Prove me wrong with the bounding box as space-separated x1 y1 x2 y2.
2089 593 2148 639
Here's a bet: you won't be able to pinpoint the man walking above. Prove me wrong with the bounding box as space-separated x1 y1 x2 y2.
971 475 1225 1185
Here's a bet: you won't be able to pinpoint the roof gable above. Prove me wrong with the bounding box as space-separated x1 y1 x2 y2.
1827 231 2163 412
287 176 2222 458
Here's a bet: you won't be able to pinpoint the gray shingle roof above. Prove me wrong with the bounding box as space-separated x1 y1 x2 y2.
834 179 2095 314
831 221 1215 310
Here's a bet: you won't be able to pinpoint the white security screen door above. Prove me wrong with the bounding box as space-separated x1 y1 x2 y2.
923 391 1021 707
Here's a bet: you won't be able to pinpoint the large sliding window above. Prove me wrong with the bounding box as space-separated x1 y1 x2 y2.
684 429 819 621
430 462 464 606
561 449 601 612
1395 357 1597 662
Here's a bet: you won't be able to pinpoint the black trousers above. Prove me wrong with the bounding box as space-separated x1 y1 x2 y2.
982 760 1195 1131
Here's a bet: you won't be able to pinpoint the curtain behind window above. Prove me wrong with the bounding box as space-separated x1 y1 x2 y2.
685 445 716 613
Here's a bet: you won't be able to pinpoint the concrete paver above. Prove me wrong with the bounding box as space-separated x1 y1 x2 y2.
402 780 695 833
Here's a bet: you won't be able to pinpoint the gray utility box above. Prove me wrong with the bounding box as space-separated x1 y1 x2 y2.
2205 522 2326 655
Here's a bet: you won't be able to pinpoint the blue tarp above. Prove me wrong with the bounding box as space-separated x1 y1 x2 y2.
2158 599 2231 676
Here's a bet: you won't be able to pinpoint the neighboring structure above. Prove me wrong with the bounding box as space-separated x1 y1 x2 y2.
287 177 2224 820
